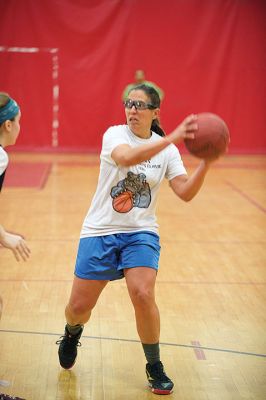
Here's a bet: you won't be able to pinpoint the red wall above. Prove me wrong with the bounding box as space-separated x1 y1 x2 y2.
0 0 265 153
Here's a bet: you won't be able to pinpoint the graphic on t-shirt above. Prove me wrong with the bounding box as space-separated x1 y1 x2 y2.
111 171 151 213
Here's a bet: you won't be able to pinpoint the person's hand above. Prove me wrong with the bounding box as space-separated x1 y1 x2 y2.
0 230 31 261
202 154 220 165
201 143 230 165
167 114 198 145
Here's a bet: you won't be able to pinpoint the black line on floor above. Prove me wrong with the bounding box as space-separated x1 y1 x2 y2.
0 329 265 359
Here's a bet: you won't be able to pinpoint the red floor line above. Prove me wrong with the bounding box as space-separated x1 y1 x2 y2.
39 163 52 189
225 181 266 213
191 341 207 360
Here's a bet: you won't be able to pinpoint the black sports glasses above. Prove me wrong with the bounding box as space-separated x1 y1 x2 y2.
123 99 156 110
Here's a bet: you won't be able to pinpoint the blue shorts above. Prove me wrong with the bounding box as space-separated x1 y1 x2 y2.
74 231 161 281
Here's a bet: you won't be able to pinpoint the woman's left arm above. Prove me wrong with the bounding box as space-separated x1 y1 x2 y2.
169 159 213 202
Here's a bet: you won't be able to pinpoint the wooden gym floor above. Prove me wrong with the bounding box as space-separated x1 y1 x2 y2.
0 153 265 400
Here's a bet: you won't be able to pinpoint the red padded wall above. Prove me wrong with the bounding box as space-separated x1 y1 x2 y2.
0 0 265 153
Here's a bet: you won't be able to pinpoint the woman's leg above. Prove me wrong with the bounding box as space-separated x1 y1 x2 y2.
57 277 108 369
124 267 159 343
124 267 173 395
65 276 108 325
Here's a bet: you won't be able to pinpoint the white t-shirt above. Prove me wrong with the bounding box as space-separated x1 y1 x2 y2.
0 146 8 175
81 125 187 237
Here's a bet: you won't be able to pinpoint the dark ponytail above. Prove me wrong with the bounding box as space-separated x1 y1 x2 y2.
151 119 165 137
128 84 166 137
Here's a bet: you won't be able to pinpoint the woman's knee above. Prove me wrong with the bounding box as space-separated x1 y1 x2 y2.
67 278 107 316
67 299 94 316
130 287 155 309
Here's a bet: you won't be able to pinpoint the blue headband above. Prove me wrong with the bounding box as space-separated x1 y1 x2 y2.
0 98 20 124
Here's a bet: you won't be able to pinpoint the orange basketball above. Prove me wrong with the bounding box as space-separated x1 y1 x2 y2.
113 191 133 213
184 112 230 159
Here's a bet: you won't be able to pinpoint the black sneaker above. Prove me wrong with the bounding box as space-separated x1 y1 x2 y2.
0 395 25 400
56 325 83 369
146 361 174 395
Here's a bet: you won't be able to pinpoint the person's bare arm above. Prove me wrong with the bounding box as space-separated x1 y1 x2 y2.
169 159 213 202
111 114 197 166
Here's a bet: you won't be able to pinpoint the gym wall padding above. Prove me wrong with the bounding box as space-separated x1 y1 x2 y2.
0 0 265 153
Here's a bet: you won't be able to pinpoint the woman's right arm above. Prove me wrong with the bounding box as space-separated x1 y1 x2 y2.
111 114 198 167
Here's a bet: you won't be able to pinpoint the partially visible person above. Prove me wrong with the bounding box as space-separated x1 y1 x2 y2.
122 69 164 101
0 92 30 263
0 92 29 400
0 394 25 400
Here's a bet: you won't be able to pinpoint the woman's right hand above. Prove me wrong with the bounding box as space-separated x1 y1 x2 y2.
166 114 198 145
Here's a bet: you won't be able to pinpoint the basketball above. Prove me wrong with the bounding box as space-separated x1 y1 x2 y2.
184 112 230 159
113 190 133 213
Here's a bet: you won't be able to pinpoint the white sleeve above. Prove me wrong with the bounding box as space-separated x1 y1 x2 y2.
0 147 8 175
101 126 129 164
165 144 187 180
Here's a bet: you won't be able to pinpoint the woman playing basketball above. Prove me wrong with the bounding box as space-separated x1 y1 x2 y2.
57 84 215 395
